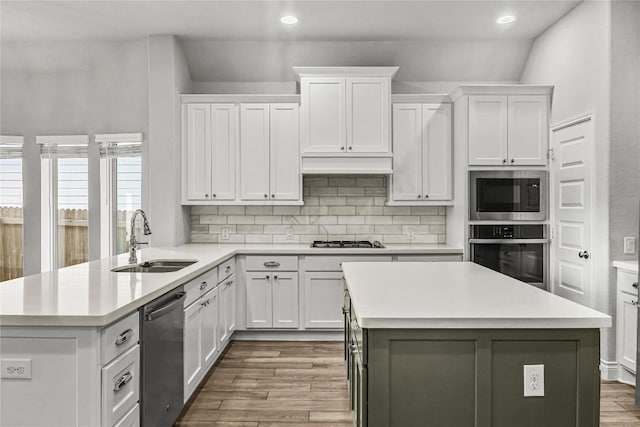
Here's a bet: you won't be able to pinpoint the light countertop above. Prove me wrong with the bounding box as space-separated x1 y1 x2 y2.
341 262 611 329
613 260 639 273
0 243 461 328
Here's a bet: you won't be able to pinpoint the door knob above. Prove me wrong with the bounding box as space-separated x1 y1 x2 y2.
578 250 590 259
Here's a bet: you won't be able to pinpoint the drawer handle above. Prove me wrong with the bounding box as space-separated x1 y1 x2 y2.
200 298 210 307
226 280 233 287
633 282 638 289
226 265 232 272
264 261 280 268
115 329 134 346
113 372 133 392
633 300 638 306
199 281 208 291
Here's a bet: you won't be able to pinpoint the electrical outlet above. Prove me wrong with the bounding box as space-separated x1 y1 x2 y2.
523 364 544 397
221 227 230 241
1 359 32 379
624 237 636 254
286 227 294 240
407 229 415 241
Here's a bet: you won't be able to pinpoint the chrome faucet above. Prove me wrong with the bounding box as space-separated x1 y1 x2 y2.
129 209 152 264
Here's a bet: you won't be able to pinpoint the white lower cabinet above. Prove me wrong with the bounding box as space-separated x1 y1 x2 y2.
303 271 345 329
202 288 220 370
102 344 140 427
246 271 299 329
219 274 237 343
616 268 638 384
113 404 139 427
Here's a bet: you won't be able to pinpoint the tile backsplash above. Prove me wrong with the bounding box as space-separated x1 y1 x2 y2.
190 175 446 244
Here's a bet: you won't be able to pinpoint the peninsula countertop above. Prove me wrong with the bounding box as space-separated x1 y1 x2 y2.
0 243 461 327
341 261 611 329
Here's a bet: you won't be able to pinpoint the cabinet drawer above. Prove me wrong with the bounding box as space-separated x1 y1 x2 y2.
304 255 392 272
218 258 236 282
113 403 139 427
102 345 140 427
101 311 140 365
246 255 298 271
185 267 218 307
619 270 639 296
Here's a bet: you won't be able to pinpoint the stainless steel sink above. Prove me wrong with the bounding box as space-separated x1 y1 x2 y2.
112 259 198 273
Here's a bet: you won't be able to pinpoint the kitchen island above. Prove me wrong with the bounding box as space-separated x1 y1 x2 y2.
341 262 611 427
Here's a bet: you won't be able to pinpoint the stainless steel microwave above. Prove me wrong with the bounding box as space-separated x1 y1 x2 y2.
469 171 547 221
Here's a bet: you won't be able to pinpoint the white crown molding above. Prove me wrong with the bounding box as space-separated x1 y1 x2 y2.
450 85 554 102
0 135 24 145
391 94 452 104
94 133 143 144
36 135 89 145
180 94 300 104
293 66 399 80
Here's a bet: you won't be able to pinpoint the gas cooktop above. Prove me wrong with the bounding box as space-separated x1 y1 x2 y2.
310 240 385 249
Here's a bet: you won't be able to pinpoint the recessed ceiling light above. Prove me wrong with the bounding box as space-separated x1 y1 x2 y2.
280 15 298 25
496 15 516 24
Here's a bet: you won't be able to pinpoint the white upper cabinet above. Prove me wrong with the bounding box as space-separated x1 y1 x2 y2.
468 95 508 166
468 93 549 166
240 104 271 201
391 103 452 203
269 104 301 201
296 67 397 161
184 103 236 202
186 104 212 200
346 77 390 153
507 95 549 165
300 77 346 153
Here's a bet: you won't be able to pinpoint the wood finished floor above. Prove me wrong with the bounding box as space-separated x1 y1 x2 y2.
176 341 640 427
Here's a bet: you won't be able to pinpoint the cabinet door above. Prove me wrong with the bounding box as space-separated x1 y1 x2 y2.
346 77 390 153
211 104 237 200
272 272 299 329
201 288 219 369
468 95 508 166
391 103 423 201
240 104 270 200
300 77 346 153
245 272 273 328
185 104 212 200
507 95 548 166
220 275 237 340
620 293 638 372
422 103 452 200
270 104 301 201
304 272 345 329
183 301 203 402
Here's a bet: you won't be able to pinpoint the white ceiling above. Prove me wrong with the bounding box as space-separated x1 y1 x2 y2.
1 0 581 42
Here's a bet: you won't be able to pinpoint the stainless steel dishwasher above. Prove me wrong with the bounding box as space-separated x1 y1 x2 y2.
140 287 185 427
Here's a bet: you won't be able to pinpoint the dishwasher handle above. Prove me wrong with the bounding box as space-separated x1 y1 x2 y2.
145 292 185 321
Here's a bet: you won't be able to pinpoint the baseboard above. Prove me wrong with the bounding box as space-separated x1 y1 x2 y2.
600 359 619 381
231 330 343 341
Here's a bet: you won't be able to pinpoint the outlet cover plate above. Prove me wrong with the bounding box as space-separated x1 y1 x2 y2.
1 359 32 379
624 237 636 254
524 364 544 397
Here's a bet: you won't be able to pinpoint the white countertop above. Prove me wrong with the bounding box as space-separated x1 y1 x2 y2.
0 243 461 328
342 262 611 329
613 260 639 273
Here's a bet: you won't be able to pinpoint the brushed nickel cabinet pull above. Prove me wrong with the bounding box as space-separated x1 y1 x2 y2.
115 329 134 346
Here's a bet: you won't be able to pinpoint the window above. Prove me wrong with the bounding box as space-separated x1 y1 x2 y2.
38 135 90 271
0 136 24 281
97 133 143 256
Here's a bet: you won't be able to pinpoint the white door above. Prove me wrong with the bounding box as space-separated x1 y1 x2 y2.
183 301 203 401
201 287 219 368
270 104 300 201
391 103 423 201
346 77 390 153
240 104 270 200
620 292 638 372
508 95 548 166
210 104 237 200
300 77 346 153
272 272 299 329
304 272 344 329
245 272 272 328
551 116 593 307
186 104 211 200
468 95 508 166
422 103 452 201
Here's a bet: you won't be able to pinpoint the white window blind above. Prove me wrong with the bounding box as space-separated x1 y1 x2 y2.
95 133 143 158
37 135 89 158
0 135 24 159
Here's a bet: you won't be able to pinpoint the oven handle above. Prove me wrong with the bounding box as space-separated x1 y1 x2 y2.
469 239 550 244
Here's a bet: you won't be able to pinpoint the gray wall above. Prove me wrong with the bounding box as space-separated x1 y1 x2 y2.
0 39 148 275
